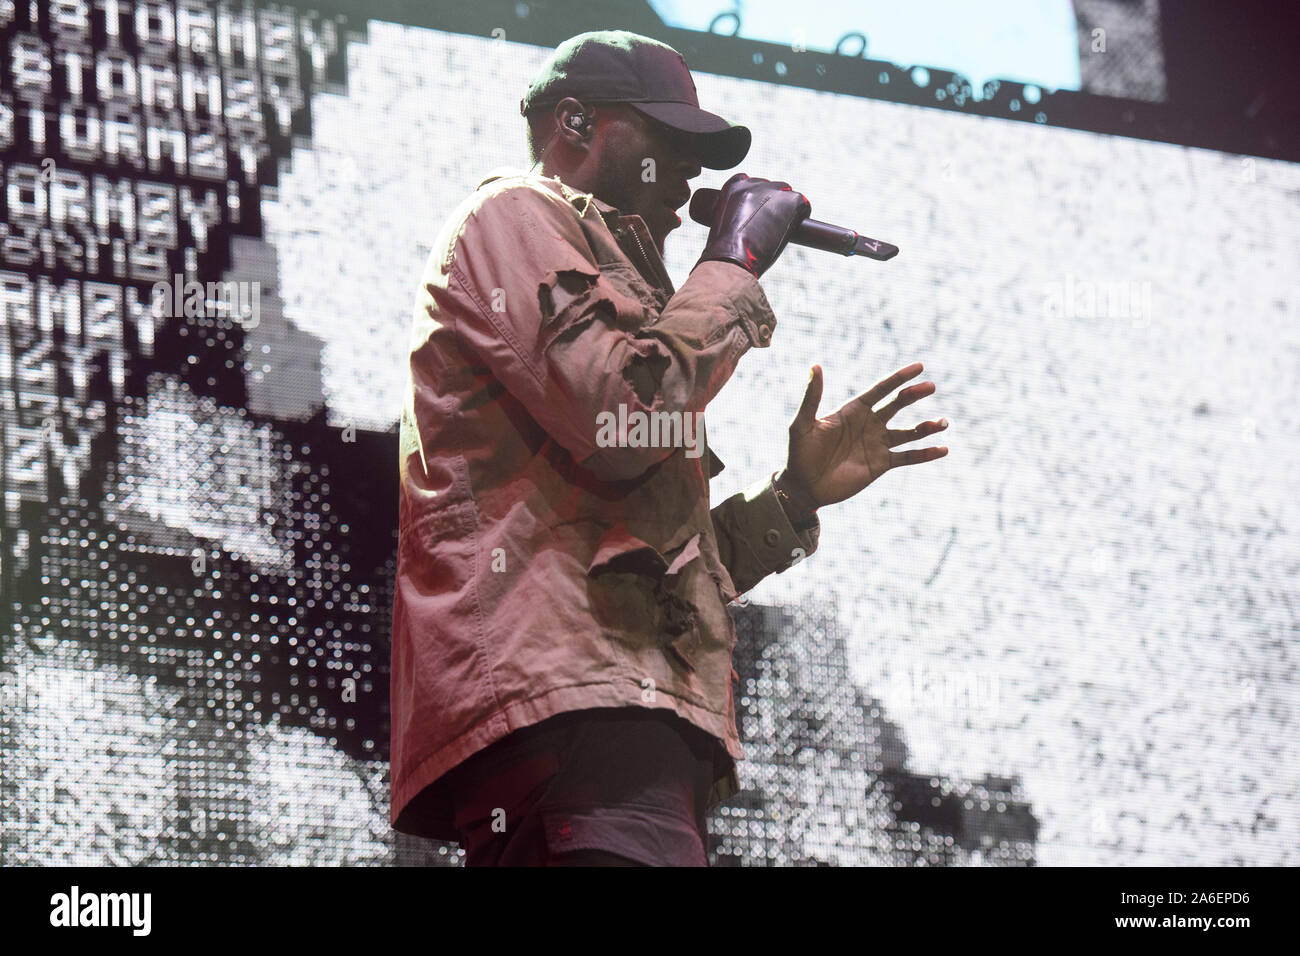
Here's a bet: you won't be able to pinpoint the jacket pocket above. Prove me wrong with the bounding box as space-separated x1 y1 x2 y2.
398 498 478 596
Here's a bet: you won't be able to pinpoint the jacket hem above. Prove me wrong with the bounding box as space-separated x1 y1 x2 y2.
390 679 745 840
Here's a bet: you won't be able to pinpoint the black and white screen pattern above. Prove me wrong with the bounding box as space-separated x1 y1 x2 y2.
1 2 1296 866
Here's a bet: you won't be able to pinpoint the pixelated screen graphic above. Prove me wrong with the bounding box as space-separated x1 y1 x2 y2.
1 1 1296 867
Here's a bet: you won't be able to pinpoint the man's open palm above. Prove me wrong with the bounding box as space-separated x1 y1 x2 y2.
785 362 950 509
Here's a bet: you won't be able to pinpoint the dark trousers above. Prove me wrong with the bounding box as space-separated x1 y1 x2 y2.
460 807 652 866
450 708 717 866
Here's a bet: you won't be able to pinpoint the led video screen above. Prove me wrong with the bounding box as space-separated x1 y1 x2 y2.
2 2 1296 866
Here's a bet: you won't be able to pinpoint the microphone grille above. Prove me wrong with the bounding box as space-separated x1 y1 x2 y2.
688 188 720 227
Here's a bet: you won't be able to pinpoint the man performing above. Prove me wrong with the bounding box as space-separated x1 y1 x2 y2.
390 30 950 866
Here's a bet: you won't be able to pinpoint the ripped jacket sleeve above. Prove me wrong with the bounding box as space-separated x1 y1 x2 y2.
443 180 776 483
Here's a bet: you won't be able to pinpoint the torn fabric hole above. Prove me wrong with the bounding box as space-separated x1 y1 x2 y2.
656 531 704 652
587 525 668 577
665 532 702 576
587 527 705 665
655 585 697 638
623 346 671 406
537 268 596 319
536 268 656 361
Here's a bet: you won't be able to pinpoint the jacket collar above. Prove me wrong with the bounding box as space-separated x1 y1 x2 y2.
477 167 621 224
476 168 675 295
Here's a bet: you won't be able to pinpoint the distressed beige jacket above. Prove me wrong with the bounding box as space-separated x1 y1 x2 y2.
390 168 820 840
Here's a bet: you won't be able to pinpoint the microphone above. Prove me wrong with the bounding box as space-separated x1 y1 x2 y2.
689 187 899 261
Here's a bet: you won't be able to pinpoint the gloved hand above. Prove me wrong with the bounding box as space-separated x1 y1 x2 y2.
695 173 811 279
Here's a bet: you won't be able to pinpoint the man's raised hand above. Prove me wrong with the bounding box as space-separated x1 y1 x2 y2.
780 361 950 510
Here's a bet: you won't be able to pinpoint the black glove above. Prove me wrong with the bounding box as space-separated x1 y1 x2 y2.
695 173 811 279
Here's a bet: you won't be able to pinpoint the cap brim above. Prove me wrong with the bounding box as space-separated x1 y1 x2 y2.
629 102 751 169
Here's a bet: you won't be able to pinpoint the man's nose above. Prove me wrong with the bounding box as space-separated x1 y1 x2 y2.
661 135 703 180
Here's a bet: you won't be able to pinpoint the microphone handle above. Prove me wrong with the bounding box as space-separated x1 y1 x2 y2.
690 188 899 261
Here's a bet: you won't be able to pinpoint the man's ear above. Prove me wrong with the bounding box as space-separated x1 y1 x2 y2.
555 98 594 148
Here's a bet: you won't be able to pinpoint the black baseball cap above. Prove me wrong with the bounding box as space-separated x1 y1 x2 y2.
520 30 751 170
